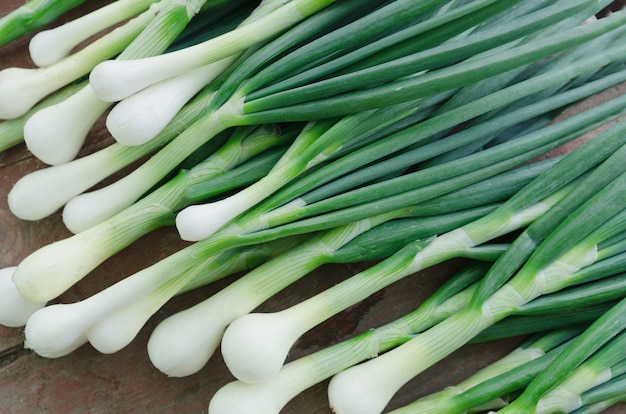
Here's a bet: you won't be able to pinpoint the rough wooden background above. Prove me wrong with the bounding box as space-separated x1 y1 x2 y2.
1 2 626 413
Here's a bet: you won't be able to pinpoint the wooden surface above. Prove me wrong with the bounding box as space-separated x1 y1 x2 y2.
1 2 626 413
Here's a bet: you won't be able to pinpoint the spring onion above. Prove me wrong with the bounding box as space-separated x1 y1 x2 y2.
212 232 626 413
4 0 609 231
6 0 368 222
88 0 344 102
14 62 620 366
28 0 158 67
213 102 624 384
36 1 536 220
16 65 615 304
0 81 85 153
21 236 301 358
207 263 492 413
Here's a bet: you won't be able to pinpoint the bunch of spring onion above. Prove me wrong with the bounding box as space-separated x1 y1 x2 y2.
7 36 620 408
146 67 626 375
2 1 626 413
12 7 626 342
498 300 626 413
0 0 620 344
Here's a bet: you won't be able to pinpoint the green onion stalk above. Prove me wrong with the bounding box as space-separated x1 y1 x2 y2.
468 236 626 342
62 0 453 230
213 100 617 382
0 0 85 47
247 0 517 98
8 0 616 227
207 273 579 413
238 66 626 236
386 341 578 414
15 51 615 348
39 1 556 180
108 0 387 147
380 328 582 414
65 101 422 234
8 100 426 304
391 262 626 413
226 84 626 262
207 263 492 413
472 306 613 345
86 0 424 102
17 117 535 357
219 188 565 384
324 132 626 414
148 159 576 376
515 273 626 320
512 332 626 413
218 128 623 384
242 0 597 110
497 297 626 414
238 2 621 117
21 0 232 165
382 247 626 413
0 0 248 157
0 123 296 324
170 10 626 242
574 373 626 413
574 398 626 414
102 0 302 147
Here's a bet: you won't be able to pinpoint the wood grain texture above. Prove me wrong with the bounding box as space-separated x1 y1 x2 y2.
1 2 626 413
